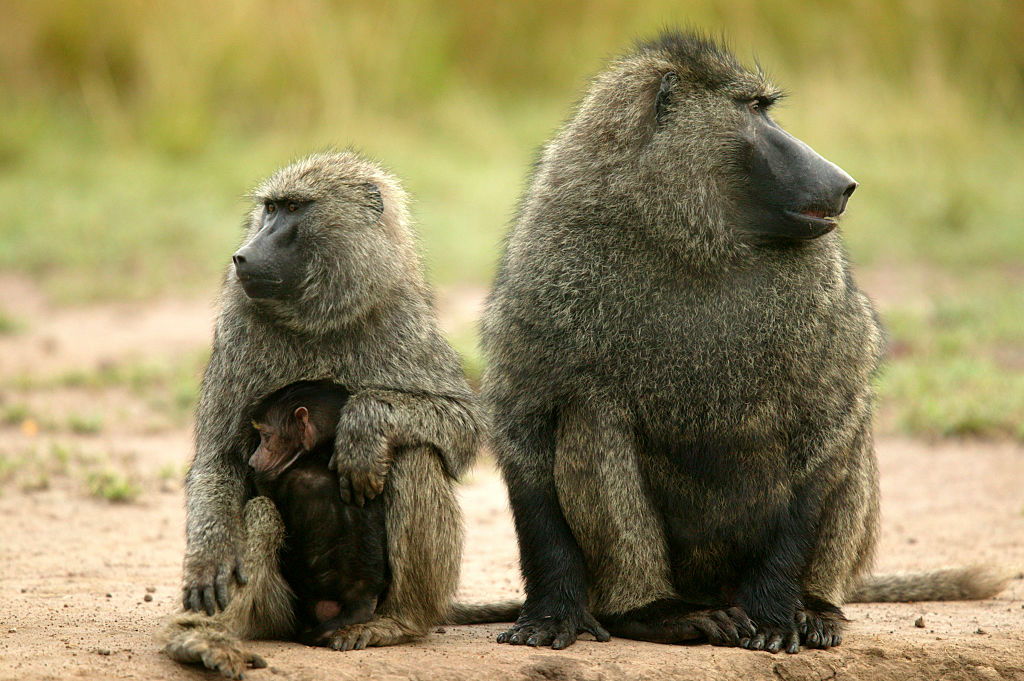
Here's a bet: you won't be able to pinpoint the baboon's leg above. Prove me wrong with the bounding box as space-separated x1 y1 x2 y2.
327 446 460 651
553 401 676 616
553 403 758 647
799 423 877 650
163 497 295 678
492 411 609 650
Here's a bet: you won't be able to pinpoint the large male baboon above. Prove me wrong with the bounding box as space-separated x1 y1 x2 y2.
482 32 1007 654
163 151 495 676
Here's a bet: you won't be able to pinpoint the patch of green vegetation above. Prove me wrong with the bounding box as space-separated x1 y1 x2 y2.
876 283 1024 442
0 3 1021 444
0 310 22 335
157 462 182 482
0 453 24 483
85 469 140 503
0 402 32 426
67 413 103 435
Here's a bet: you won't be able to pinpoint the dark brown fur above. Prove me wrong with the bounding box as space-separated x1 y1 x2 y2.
481 31 1007 654
249 381 389 645
163 151 484 676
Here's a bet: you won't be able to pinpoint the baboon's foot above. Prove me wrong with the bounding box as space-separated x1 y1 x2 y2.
327 617 416 651
497 611 610 650
796 600 847 649
603 601 756 645
674 607 758 647
740 620 801 654
164 629 267 679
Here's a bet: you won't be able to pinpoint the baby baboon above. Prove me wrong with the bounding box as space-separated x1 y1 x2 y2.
163 151 488 677
249 380 389 645
482 31 1007 654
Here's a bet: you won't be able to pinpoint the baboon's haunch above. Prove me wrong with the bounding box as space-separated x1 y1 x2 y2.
163 151 487 678
249 380 389 645
482 31 1007 653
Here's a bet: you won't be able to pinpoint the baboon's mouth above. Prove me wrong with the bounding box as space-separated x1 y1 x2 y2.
799 208 836 220
781 208 840 238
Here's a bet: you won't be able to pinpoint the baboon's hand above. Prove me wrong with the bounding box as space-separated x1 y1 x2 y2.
332 408 392 506
496 611 610 650
182 546 247 615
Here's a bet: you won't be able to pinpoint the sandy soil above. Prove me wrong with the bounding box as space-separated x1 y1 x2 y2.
0 284 1022 681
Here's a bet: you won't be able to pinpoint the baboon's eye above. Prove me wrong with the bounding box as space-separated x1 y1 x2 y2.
287 202 299 213
747 97 773 115
265 201 276 213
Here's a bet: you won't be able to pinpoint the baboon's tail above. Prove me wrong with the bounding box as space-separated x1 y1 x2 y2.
848 566 1010 603
444 600 522 625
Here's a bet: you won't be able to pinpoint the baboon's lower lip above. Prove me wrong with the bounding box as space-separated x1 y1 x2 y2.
782 210 839 236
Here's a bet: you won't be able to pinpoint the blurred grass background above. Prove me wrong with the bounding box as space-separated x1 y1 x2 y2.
0 0 1022 441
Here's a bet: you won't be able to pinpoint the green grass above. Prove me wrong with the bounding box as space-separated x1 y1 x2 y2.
876 283 1024 441
85 469 140 503
0 2 1021 442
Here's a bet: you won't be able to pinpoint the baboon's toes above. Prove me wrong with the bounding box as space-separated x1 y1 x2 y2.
798 608 846 649
740 623 800 654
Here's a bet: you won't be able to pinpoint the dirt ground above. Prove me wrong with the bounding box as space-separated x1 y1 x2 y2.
0 282 1022 681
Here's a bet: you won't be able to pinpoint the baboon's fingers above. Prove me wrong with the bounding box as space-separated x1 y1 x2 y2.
725 606 758 638
214 571 231 611
708 611 740 644
795 609 808 635
551 631 576 650
741 632 766 650
234 557 248 585
353 629 374 650
785 631 801 654
581 614 611 642
202 586 219 616
765 631 785 653
246 652 267 669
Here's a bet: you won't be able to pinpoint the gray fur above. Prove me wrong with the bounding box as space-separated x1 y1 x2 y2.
482 31 1005 652
170 151 483 672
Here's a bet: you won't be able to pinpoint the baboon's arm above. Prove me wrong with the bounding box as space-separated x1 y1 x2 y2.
182 355 251 614
330 388 481 505
494 413 609 650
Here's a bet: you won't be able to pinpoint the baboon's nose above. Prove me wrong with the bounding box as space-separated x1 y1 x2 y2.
232 253 246 267
837 180 857 214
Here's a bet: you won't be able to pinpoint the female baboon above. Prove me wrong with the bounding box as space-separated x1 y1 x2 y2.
163 151 500 677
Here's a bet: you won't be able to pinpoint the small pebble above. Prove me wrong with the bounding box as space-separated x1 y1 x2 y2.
143 594 153 602
20 588 27 593
8 628 16 634
914 617 925 628
105 593 112 598
146 586 156 593
96 648 111 656
434 627 447 634
975 628 987 635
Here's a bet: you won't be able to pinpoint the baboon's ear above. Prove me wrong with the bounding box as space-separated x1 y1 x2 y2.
295 406 318 451
361 182 385 217
655 71 679 126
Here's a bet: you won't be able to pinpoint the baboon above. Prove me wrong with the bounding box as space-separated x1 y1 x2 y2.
481 31 1007 654
248 380 389 645
162 151 502 677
